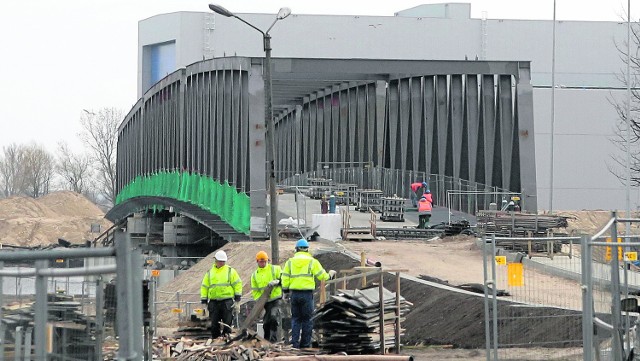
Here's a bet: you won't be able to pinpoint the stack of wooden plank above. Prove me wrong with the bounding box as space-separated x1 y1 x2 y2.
313 287 411 354
173 317 212 339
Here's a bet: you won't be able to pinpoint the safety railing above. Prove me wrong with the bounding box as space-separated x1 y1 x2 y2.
280 167 516 215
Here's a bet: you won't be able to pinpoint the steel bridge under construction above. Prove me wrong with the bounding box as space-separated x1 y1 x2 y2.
107 57 537 242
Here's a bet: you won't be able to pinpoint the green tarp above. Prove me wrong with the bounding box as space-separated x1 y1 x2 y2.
115 171 250 234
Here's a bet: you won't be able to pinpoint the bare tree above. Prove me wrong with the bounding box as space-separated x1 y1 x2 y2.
0 144 27 197
79 107 122 206
609 19 640 186
22 143 55 198
56 142 93 194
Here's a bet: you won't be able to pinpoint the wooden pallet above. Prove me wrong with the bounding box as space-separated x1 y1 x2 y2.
344 229 375 242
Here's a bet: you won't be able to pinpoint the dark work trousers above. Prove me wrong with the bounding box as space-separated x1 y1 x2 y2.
418 213 431 229
410 191 418 207
208 298 233 338
290 290 314 348
263 299 282 342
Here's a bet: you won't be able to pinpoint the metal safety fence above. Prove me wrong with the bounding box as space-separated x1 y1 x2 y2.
482 214 640 361
2 271 109 361
581 214 640 361
152 289 201 331
0 233 145 360
483 235 585 360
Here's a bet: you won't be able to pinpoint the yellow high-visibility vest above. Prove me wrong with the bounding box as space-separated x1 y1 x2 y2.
282 252 329 291
200 264 242 301
251 264 283 301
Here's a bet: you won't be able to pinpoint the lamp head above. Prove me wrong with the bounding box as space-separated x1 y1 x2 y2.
208 4 234 17
277 7 291 20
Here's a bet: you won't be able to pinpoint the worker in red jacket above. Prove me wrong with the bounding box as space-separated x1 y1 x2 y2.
417 189 433 229
410 181 427 207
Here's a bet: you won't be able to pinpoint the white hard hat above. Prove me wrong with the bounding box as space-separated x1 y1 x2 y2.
214 250 228 262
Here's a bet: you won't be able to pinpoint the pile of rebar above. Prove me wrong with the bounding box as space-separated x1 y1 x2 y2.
476 211 569 237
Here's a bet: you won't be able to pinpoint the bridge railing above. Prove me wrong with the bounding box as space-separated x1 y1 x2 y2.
279 167 515 215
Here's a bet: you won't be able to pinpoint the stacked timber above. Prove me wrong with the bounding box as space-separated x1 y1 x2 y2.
173 316 212 339
476 210 569 237
313 287 411 354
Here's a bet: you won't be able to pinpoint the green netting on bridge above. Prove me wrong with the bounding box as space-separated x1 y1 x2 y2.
115 171 250 234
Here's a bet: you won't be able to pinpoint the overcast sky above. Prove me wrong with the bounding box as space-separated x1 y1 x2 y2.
0 0 634 153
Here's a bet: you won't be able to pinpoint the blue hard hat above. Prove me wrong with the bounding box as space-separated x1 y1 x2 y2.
425 189 431 194
296 239 309 248
422 182 428 187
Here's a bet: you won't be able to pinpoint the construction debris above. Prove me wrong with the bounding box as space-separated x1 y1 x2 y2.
430 220 473 237
106 330 416 360
313 287 410 354
151 331 314 360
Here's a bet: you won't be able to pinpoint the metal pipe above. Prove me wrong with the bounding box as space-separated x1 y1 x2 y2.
495 234 640 242
549 0 557 213
613 218 640 223
0 261 4 358
264 32 280 265
95 276 104 361
394 272 401 354
0 247 115 261
610 213 624 361
591 218 617 240
482 236 491 361
591 241 640 247
34 260 48 361
379 272 385 354
594 317 614 332
626 0 632 238
0 264 117 277
581 235 594 361
491 235 498 361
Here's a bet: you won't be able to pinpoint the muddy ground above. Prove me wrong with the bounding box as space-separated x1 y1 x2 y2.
315 252 583 349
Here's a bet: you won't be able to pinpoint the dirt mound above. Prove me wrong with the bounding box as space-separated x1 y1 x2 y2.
554 210 640 235
0 191 111 247
37 191 105 218
315 252 582 348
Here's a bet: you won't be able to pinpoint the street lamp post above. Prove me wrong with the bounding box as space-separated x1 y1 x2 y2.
209 4 291 264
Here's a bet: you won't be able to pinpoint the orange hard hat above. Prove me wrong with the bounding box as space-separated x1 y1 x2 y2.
256 251 269 261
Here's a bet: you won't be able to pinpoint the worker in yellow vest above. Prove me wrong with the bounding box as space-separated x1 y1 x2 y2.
282 239 336 348
201 250 242 339
251 251 283 342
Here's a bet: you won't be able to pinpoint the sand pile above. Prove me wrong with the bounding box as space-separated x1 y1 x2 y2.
0 191 111 247
552 210 640 235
